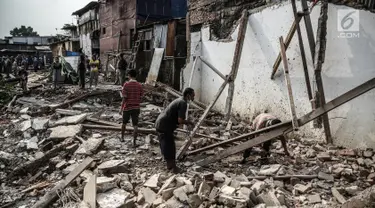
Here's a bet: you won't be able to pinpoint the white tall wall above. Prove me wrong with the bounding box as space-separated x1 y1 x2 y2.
185 2 375 148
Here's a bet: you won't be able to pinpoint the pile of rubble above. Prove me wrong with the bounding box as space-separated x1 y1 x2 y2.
1 74 375 208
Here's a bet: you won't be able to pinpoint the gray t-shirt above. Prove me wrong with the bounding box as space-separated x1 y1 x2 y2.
155 97 188 133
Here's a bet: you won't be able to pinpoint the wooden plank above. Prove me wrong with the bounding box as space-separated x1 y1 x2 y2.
300 0 316 61
279 36 299 129
299 77 375 126
225 10 249 121
313 0 332 143
271 16 302 79
84 174 97 208
187 121 292 156
176 77 231 160
247 174 318 181
145 48 165 86
199 57 226 80
31 157 94 208
197 125 290 166
163 86 205 110
197 77 375 166
291 0 313 101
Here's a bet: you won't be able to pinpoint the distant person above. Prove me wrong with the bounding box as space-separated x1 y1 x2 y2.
89 55 100 89
120 69 143 146
52 56 62 89
155 88 195 173
118 53 128 86
33 56 38 72
0 57 3 73
4 56 12 78
18 66 28 92
78 55 86 89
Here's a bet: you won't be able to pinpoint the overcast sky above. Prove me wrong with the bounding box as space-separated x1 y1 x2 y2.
0 0 93 38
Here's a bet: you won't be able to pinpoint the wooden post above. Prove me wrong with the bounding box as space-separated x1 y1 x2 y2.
291 0 313 101
279 36 299 129
176 77 231 160
271 16 302 79
300 0 316 61
31 157 94 208
197 77 375 166
314 0 332 143
199 57 226 80
186 11 191 62
224 10 248 121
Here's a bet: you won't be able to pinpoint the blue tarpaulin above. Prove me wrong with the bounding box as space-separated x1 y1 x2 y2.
136 0 186 20
171 0 187 18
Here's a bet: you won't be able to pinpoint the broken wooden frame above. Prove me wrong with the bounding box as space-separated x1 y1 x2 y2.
31 157 94 208
225 10 249 121
270 1 319 79
279 36 299 129
176 76 232 160
195 77 375 166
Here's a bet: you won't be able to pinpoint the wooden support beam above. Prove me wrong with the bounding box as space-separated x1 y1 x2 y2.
291 0 313 101
51 91 106 111
300 0 316 61
163 86 205 110
176 77 231 160
187 121 292 156
84 118 223 141
31 157 94 208
314 0 332 143
197 77 375 166
225 10 249 121
271 16 302 79
199 57 226 80
279 36 299 129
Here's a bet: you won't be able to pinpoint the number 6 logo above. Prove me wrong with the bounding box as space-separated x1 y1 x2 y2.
337 9 359 32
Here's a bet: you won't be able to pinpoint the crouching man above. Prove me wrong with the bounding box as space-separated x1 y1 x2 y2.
155 88 195 173
241 113 289 164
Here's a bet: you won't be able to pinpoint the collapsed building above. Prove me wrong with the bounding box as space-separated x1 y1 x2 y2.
183 0 375 149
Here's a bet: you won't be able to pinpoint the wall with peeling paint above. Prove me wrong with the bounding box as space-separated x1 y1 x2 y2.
184 2 375 148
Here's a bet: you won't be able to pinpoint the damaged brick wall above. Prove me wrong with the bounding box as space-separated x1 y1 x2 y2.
189 0 266 39
99 0 136 62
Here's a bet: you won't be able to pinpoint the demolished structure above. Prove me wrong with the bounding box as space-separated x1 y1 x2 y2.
2 0 375 207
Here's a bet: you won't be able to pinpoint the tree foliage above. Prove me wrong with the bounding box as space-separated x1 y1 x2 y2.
10 25 39 37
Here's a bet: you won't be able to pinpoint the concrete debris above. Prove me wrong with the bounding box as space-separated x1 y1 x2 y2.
53 113 88 126
140 187 157 204
97 188 130 208
259 164 281 176
2 72 375 208
332 188 346 204
144 173 160 188
49 124 82 139
96 176 118 192
75 138 104 155
20 120 32 132
308 194 321 204
32 118 49 131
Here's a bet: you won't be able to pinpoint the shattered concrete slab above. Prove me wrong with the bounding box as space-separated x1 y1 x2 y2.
97 188 130 208
97 176 118 192
49 124 82 139
140 187 157 204
97 160 126 173
218 194 248 207
144 173 160 188
53 113 88 126
32 118 49 131
20 120 32 132
75 138 104 155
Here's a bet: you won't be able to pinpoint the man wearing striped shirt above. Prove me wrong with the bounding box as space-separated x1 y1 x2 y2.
120 69 143 146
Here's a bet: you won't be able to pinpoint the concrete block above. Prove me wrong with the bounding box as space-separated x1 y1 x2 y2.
257 191 281 206
96 176 118 192
49 125 82 139
97 188 130 208
144 173 160 189
259 164 281 176
218 194 247 208
188 194 202 208
140 187 157 204
32 118 49 130
54 113 87 126
75 138 104 155
198 180 212 198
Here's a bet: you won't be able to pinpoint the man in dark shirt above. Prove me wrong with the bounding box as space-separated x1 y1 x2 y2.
155 88 195 173
118 53 128 86
78 55 86 89
120 69 143 146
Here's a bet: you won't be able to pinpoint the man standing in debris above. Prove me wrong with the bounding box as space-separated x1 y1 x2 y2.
89 55 100 89
118 53 128 86
78 55 86 89
155 88 195 173
52 56 62 89
120 69 143 147
241 113 289 164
